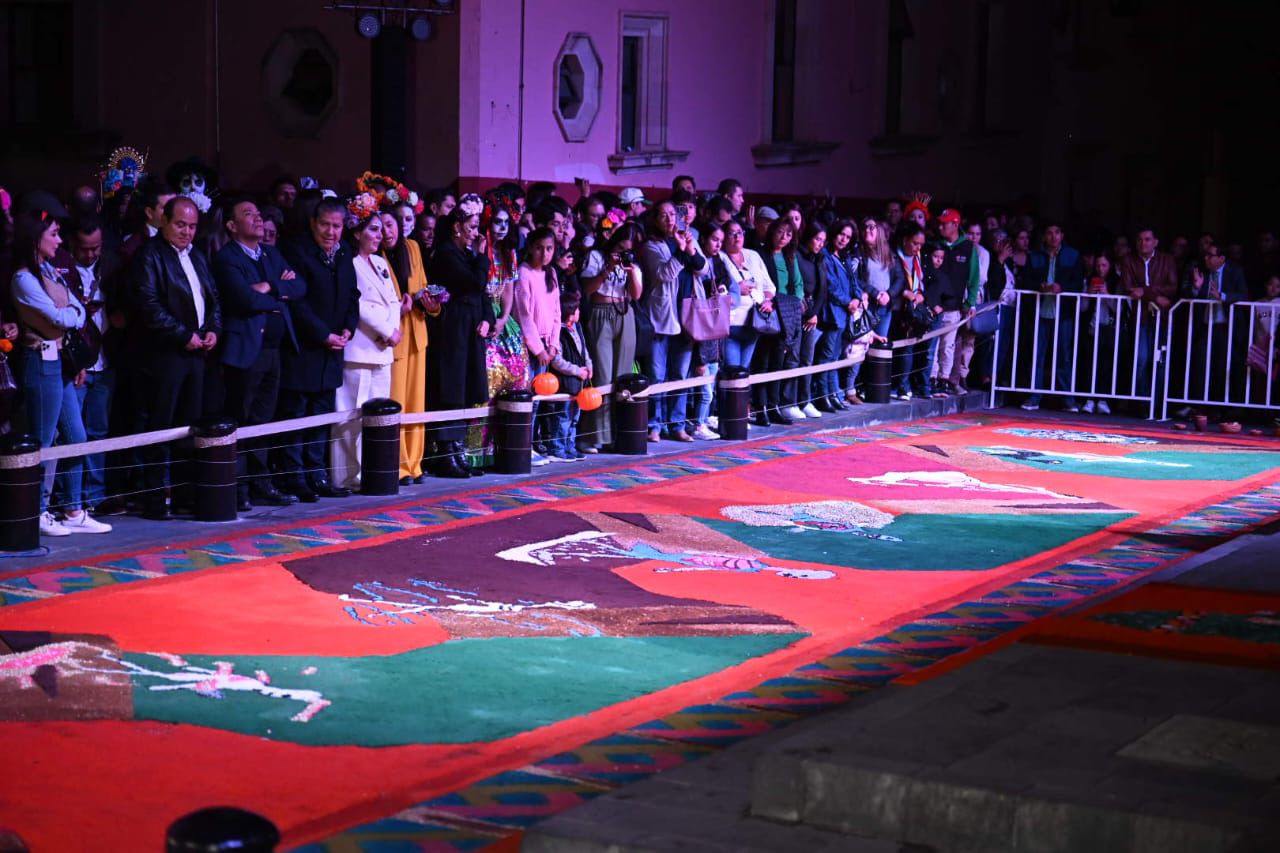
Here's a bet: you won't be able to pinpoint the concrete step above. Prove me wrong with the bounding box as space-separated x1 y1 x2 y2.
750 643 1280 853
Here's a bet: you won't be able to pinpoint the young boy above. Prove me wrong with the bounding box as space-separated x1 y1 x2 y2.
548 291 594 462
925 242 964 398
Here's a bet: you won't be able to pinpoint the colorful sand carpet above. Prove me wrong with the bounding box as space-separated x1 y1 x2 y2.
3 414 1280 851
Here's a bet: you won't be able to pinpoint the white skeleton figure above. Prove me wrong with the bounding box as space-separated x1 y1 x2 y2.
976 445 1190 468
497 529 835 579
2 642 331 723
994 428 1158 445
846 470 1072 499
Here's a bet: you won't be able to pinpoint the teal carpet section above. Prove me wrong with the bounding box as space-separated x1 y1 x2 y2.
977 448 1280 481
701 512 1133 571
127 633 805 746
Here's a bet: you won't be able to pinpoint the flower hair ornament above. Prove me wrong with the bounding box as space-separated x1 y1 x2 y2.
600 208 628 234
100 146 148 199
457 193 484 217
356 170 424 215
345 192 379 229
902 190 932 222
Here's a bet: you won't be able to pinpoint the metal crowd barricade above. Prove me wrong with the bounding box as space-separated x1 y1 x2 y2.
1162 298 1279 420
991 290 1164 419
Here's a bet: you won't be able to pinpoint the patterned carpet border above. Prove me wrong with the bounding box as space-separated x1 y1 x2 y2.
289 431 1280 851
0 417 976 608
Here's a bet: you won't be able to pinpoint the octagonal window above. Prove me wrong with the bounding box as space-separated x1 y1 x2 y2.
553 34 601 142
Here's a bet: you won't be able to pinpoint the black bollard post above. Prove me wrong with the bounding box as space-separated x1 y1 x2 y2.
612 373 651 455
166 806 280 852
716 366 751 441
360 398 402 496
865 346 893 404
494 390 534 474
191 418 239 522
0 433 41 552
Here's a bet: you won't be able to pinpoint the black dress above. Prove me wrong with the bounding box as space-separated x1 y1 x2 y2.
425 240 496 442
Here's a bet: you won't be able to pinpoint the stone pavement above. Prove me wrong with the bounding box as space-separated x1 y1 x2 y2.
522 434 1280 853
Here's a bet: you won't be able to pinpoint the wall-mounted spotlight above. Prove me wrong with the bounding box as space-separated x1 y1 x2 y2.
409 15 433 41
356 11 382 39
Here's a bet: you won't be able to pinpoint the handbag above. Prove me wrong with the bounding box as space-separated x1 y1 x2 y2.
61 329 96 379
751 302 782 336
909 300 934 333
680 284 732 342
1247 334 1280 380
968 302 1000 336
846 306 874 342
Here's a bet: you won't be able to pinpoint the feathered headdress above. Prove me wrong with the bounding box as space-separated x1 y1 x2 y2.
903 190 932 222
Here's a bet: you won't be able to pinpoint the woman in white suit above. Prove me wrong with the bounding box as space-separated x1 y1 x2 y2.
332 195 402 488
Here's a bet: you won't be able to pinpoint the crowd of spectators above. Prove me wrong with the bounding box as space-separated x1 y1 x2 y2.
2 167 1278 539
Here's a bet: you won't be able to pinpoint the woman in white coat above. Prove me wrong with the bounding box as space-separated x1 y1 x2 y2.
332 199 402 488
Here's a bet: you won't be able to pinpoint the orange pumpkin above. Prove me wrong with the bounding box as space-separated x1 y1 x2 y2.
0 338 12 353
532 372 559 396
576 385 603 411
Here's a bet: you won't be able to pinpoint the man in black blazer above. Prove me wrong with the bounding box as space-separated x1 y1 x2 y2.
134 196 221 519
213 196 305 510
277 197 359 501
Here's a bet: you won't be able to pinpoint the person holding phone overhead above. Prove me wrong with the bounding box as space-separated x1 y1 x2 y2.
579 220 643 452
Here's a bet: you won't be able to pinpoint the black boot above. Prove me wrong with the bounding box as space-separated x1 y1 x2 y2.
433 442 469 479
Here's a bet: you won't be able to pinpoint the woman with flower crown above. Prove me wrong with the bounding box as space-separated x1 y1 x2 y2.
464 193 530 468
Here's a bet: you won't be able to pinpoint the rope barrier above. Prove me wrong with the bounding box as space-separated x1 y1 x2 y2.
16 306 995 467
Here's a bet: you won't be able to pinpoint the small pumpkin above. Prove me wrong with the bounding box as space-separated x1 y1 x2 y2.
532 372 559 396
576 386 603 412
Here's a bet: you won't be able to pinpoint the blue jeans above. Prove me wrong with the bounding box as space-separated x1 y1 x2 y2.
643 333 691 432
21 348 86 512
1028 316 1079 406
797 326 822 404
75 368 114 506
693 362 719 427
815 328 845 398
724 325 758 369
546 400 579 458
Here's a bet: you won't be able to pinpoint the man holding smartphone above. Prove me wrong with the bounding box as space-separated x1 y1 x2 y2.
66 216 120 514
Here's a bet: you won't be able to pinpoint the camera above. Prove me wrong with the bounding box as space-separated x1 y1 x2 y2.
619 250 636 267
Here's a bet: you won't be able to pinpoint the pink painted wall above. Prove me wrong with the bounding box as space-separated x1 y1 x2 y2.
458 0 1052 209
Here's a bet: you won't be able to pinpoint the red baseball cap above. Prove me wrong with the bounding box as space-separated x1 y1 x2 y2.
937 208 962 225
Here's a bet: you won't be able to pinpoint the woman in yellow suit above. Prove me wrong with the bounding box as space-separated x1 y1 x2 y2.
380 207 435 483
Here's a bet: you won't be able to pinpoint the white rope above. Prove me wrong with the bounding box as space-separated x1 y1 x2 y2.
27 306 992 465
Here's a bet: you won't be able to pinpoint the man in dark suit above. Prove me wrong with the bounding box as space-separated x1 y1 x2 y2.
1186 240 1249 406
213 196 305 510
276 197 358 502
133 196 221 519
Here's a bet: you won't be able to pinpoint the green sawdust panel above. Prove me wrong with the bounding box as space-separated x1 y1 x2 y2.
987 449 1280 481
701 511 1133 571
126 633 805 747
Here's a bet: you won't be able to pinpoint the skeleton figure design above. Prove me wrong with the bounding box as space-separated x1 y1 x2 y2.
975 445 1190 468
2 642 330 722
497 530 836 579
994 428 1159 445
846 470 1072 499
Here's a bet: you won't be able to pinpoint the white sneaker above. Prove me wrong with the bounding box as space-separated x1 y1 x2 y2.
783 406 806 421
40 511 71 537
530 451 551 467
802 403 823 418
1020 401 1040 411
1096 400 1111 415
62 510 112 534
692 425 719 440
706 416 719 430
549 454 575 463
1081 401 1095 414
